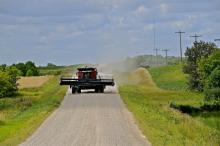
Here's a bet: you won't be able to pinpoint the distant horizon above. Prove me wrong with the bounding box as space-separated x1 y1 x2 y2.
1 53 184 66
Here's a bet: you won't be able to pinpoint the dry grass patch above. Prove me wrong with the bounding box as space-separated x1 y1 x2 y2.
132 67 157 87
17 76 51 89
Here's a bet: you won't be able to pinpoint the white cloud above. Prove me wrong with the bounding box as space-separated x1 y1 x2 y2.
134 5 150 16
171 15 198 30
160 3 169 14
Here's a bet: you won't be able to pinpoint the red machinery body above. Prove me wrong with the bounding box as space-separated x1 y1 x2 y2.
77 68 97 80
60 67 114 94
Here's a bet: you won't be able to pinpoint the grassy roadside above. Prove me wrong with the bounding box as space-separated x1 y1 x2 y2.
118 67 220 146
149 65 220 132
0 76 67 146
0 65 78 145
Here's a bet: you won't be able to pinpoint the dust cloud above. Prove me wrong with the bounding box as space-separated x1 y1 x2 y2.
96 57 141 86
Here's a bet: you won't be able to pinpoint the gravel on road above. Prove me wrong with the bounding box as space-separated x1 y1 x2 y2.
20 86 150 146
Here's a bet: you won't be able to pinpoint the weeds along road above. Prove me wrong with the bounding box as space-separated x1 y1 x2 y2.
20 86 150 146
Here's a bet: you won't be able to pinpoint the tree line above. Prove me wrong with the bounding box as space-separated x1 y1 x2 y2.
12 61 39 76
0 61 39 98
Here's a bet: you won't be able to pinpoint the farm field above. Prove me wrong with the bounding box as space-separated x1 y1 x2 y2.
38 64 81 76
148 65 188 91
17 76 51 89
118 65 220 146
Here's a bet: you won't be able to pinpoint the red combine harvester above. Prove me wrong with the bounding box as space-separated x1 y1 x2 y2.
60 67 115 94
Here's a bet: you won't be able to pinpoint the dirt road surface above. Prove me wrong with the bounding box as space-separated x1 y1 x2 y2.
20 86 150 146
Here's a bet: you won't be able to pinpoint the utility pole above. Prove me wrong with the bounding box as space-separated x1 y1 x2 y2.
190 33 202 49
175 31 185 62
154 48 160 66
162 49 169 65
190 33 202 42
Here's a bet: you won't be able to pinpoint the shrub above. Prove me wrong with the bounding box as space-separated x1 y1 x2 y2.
170 101 201 114
204 88 220 104
0 71 12 97
26 69 34 76
0 67 20 98
207 67 220 88
201 103 220 111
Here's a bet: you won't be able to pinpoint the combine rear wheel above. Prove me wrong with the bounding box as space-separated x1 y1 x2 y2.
95 88 99 93
99 86 104 93
95 86 104 93
77 88 81 93
72 87 76 94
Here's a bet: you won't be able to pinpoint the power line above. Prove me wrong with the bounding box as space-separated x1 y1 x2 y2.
190 33 202 42
154 48 160 66
162 49 169 65
153 19 156 50
175 31 185 62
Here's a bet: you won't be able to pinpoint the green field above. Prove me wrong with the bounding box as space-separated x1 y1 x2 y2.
118 66 220 146
38 64 81 76
0 67 72 145
148 64 188 90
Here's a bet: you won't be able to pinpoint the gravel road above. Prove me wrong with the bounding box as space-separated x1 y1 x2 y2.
20 86 150 146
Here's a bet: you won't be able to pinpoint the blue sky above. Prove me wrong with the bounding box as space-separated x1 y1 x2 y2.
0 0 220 65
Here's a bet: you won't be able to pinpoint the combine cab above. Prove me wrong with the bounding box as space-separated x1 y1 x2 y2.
60 67 115 94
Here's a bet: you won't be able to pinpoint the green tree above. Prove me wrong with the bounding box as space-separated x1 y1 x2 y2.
184 41 217 91
199 50 220 106
6 66 21 84
0 71 11 97
0 64 6 71
15 63 26 76
0 66 20 97
47 63 57 68
25 61 39 76
26 69 34 76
